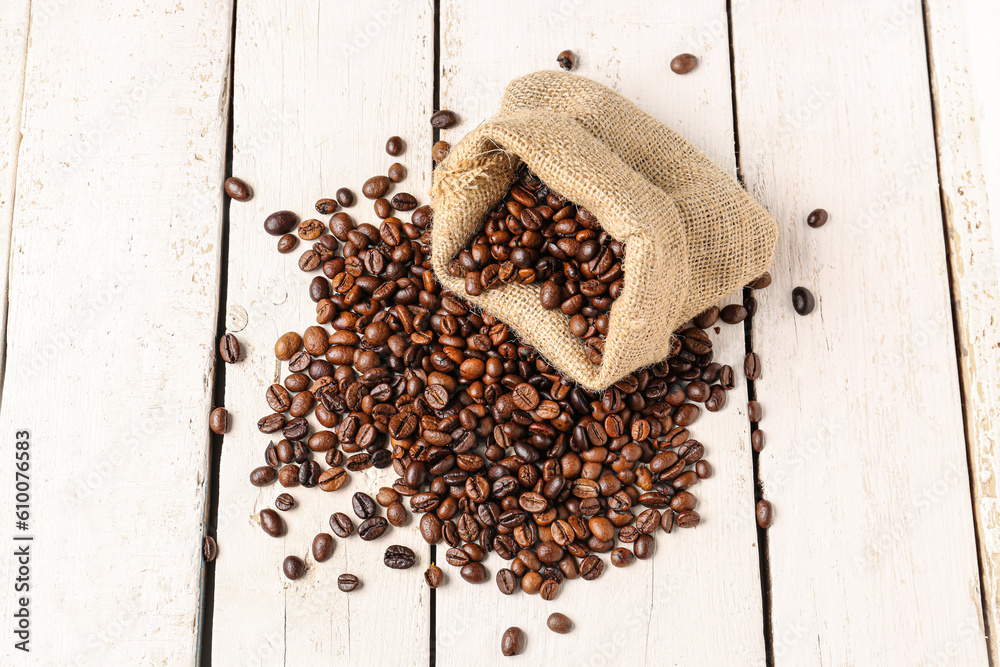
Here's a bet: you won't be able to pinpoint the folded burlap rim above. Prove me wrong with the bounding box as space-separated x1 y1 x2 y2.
430 71 777 391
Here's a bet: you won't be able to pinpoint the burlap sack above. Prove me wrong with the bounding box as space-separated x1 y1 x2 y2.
430 71 777 391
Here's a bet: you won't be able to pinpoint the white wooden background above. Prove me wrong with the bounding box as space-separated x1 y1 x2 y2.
0 1 997 666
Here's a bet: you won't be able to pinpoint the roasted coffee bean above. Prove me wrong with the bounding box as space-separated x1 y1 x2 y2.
352 492 377 519
318 467 347 492
461 562 488 584
720 304 747 324
275 332 302 360
358 516 389 541
384 545 416 569
385 135 404 156
430 110 459 129
425 565 444 588
501 627 526 657
719 365 735 390
250 466 276 487
275 493 295 511
693 306 719 328
432 141 450 162
283 417 309 441
283 555 305 580
387 162 406 183
338 573 360 591
219 333 241 363
277 234 298 253
264 210 297 236
676 510 701 528
744 352 761 380
209 407 228 434
277 465 300 487
807 208 828 228
539 579 560 601
335 188 355 208
420 513 443 544
751 429 765 452
748 400 762 422
330 512 354 538
580 554 604 580
756 500 773 528
547 612 573 634
670 53 698 74
203 535 218 562
391 193 418 212
792 286 815 315
266 384 291 412
224 176 253 201
496 568 518 595
259 509 285 537
610 547 634 567
298 218 325 240
387 501 408 526
749 272 772 289
312 533 335 562
298 460 320 487
362 176 390 199
556 49 576 70
633 534 655 559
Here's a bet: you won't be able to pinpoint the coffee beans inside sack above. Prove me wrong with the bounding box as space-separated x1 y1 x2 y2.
430 70 777 390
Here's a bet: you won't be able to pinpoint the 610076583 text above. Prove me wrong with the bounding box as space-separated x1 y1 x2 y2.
13 430 31 653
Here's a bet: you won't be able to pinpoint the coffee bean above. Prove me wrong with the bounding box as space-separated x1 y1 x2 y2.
610 547 634 567
275 332 302 361
362 176 390 199
318 467 347 492
432 141 450 162
501 627 526 657
580 554 604 580
218 332 242 363
749 272 771 290
387 162 406 183
556 50 576 70
496 568 518 595
430 110 458 129
266 384 291 412
358 516 389 541
250 466 276 487
676 510 701 528
748 400 762 422
547 612 573 634
283 555 305 580
751 429 765 452
330 512 354 538
384 545 416 569
209 407 228 434
277 465 299 487
719 365 735 390
338 573 360 591
756 500 773 528
807 208 828 228
277 234 298 253
312 533 335 562
264 210 297 236
425 565 444 588
670 53 698 74
203 535 217 562
259 509 285 537
720 304 748 324
634 534 655 559
792 286 815 315
693 306 719 328
275 493 295 511
336 188 355 208
352 492 377 519
298 218 325 240
391 192 418 211
386 136 404 156
224 176 253 201
744 352 761 380
460 562 488 584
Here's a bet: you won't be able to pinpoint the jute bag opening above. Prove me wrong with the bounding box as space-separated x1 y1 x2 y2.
430 71 777 391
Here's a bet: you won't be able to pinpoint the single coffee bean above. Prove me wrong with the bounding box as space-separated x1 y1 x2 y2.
277 465 299 487
792 286 816 315
751 429 765 452
556 50 576 70
264 210 298 236
337 573 360 591
676 510 701 528
318 467 347 492
719 365 735 390
748 400 762 422
283 555 305 580
387 162 406 183
580 554 604 580
425 565 444 588
391 192 418 212
501 627 526 656
330 512 354 538
362 175 390 199
250 466 276 487
432 141 450 162
275 493 295 511
610 547 634 567
420 514 443 544
670 53 698 74
496 568 518 595
430 110 459 129
277 233 298 253
461 562 488 584
634 533 655 559
807 208 828 228
209 407 228 434
693 306 719 328
336 187 355 207
203 535 218 562
547 612 573 634
298 218 325 240
384 544 416 569
744 352 761 380
386 501 408 527
312 533 335 562
358 516 389 541
386 135 404 156
756 499 773 528
275 332 302 361
749 271 772 289
315 198 338 215
219 333 241 363
720 304 748 324
224 176 253 201
539 579 560 600
265 384 291 412
259 509 285 537
352 492 377 519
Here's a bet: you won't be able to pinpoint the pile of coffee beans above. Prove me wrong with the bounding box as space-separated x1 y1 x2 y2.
451 164 623 363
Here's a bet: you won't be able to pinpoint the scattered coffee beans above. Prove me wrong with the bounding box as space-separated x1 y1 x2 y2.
547 613 573 633
670 53 698 74
792 286 815 315
425 565 444 588
430 110 459 129
751 430 765 452
384 545 416 569
386 136 404 156
283 555 305 580
336 188 355 208
806 208 828 228
556 50 576 71
312 533 335 562
224 176 253 201
275 493 295 511
219 333 241 363
209 407 228 434
744 352 761 380
501 627 526 656
277 233 298 253
259 509 285 537
338 573 360 591
264 210 298 236
756 499 773 529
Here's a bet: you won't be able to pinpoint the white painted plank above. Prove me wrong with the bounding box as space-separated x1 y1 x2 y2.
732 1 989 664
0 1 233 664
925 0 1000 661
212 2 434 665
437 2 766 665
0 0 30 383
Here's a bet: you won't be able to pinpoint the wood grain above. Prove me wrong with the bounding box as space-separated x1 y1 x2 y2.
0 0 233 664
436 2 766 665
732 1 989 664
0 0 30 384
211 2 434 665
925 0 1000 662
